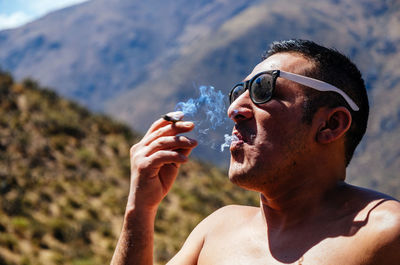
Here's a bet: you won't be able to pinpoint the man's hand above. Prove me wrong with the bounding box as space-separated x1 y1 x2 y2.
111 112 197 265
127 111 197 211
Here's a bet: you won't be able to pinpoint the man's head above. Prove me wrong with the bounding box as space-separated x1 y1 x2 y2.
227 39 369 192
263 39 369 166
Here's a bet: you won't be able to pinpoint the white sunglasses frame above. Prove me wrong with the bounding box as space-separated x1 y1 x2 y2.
279 70 359 111
230 70 360 112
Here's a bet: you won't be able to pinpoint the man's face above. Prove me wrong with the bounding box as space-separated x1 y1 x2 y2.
227 52 316 192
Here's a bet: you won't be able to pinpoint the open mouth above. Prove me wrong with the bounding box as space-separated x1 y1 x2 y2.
232 131 243 142
230 128 257 148
230 131 245 150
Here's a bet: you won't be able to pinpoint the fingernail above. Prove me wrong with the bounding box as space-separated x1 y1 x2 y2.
182 121 193 127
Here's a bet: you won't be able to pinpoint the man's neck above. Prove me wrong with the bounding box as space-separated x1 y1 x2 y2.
259 176 347 231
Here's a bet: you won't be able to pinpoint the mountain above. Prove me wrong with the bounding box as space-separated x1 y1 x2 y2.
0 0 259 110
0 71 258 264
0 0 399 196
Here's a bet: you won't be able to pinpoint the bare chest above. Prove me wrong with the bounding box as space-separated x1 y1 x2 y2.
197 227 369 265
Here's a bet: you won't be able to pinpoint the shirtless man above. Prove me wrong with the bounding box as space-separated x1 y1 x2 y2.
111 39 400 264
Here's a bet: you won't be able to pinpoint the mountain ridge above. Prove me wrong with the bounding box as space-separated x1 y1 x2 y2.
0 0 399 196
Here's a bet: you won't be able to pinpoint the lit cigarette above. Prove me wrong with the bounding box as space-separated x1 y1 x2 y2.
162 114 182 123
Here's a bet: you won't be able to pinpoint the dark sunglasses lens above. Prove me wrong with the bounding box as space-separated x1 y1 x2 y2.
230 84 246 104
250 74 274 104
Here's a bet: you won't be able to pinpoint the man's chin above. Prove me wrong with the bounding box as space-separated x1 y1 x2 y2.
228 161 272 192
228 164 252 187
228 174 262 193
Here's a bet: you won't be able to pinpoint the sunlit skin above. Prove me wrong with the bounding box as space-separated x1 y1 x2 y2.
227 53 348 220
228 54 317 194
111 52 400 265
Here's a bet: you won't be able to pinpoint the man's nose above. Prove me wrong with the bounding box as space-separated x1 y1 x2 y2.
227 91 253 123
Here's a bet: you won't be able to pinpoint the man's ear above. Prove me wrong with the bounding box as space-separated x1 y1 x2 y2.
316 107 352 144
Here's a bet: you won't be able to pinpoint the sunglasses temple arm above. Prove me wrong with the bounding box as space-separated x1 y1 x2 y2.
279 71 359 111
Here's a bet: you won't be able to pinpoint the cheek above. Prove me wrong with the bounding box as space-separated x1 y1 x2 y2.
253 125 280 154
254 120 309 163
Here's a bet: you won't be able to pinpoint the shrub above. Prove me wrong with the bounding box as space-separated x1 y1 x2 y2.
0 233 18 251
50 219 77 243
11 216 29 236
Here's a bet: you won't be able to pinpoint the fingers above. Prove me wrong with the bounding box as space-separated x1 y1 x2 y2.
146 150 189 168
127 112 197 210
133 148 195 181
130 113 197 176
145 135 197 156
176 146 195 157
144 111 184 138
142 121 194 147
132 136 197 173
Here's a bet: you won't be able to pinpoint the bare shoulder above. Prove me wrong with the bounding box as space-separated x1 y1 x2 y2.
366 195 400 239
187 204 259 238
366 197 400 239
365 199 400 264
167 205 258 265
349 185 400 232
369 198 400 223
206 204 259 222
351 186 400 225
192 204 259 235
347 185 400 264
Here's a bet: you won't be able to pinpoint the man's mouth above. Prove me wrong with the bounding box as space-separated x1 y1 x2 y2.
230 131 245 150
230 127 257 147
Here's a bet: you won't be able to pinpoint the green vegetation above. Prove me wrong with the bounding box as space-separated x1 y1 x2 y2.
0 70 258 264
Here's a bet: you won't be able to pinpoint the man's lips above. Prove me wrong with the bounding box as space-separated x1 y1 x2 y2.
232 131 242 141
230 131 245 150
233 130 251 142
231 128 256 147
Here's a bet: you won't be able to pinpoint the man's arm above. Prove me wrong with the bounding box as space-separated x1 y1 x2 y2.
371 235 400 265
111 112 197 265
166 217 207 265
111 208 157 264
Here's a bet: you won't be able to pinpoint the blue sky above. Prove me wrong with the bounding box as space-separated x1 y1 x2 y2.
0 0 89 30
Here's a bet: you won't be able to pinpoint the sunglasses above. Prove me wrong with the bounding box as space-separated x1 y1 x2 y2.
229 70 359 111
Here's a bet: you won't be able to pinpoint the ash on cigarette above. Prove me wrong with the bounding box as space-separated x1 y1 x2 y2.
163 112 184 122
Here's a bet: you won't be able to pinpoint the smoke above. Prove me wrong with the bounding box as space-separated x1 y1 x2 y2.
175 86 226 129
174 85 235 152
220 134 239 152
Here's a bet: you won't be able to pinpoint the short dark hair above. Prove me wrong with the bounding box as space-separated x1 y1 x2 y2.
263 39 369 166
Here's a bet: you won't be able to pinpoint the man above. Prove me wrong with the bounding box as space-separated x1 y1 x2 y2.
111 39 400 264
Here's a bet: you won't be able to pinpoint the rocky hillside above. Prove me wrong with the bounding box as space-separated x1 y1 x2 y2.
0 71 258 264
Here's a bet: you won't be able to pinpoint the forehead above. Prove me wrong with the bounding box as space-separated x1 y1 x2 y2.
246 52 313 81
